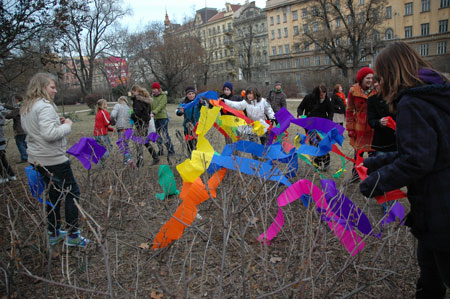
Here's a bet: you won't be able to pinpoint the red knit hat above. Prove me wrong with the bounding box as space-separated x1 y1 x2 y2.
152 82 161 89
356 67 374 83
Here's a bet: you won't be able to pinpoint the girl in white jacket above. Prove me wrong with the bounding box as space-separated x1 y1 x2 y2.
222 86 275 144
21 73 89 247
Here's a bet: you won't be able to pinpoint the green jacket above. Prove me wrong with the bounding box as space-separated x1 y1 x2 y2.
152 93 168 120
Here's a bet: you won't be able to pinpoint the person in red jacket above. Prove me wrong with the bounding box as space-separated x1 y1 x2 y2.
94 99 114 160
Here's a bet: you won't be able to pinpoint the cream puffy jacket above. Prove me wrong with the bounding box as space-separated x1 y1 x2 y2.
21 99 71 166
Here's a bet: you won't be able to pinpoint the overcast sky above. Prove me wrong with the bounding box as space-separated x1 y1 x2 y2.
121 0 267 31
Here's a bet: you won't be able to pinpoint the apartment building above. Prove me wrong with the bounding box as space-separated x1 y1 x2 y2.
265 0 450 91
233 2 270 84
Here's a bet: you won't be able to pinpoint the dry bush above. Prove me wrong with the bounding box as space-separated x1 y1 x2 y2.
0 105 425 298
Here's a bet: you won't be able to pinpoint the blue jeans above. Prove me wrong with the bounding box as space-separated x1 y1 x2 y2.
155 118 174 155
15 134 27 161
36 161 80 234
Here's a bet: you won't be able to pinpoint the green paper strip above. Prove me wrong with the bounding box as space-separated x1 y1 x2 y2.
156 165 180 200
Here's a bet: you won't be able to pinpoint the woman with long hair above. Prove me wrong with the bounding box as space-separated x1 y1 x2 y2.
330 84 346 126
111 96 134 166
359 42 450 298
21 73 89 247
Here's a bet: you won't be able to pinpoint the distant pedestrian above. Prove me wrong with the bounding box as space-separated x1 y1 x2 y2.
0 104 17 183
151 82 175 160
330 84 346 126
93 99 114 161
21 72 89 247
176 86 201 154
5 95 28 163
267 80 287 114
111 96 134 166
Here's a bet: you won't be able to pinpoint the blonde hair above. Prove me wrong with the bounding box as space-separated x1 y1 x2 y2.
118 96 129 106
96 99 107 113
21 73 57 115
374 41 447 111
131 85 150 98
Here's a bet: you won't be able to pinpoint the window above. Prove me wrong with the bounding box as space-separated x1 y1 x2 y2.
228 23 232 31
312 6 319 16
272 46 276 55
314 42 319 50
277 15 280 24
283 12 287 22
441 0 450 8
405 3 413 16
420 44 429 56
303 24 308 34
386 6 392 19
284 27 288 37
385 28 393 40
422 0 430 12
405 26 412 38
293 25 299 36
313 22 318 32
304 57 310 66
421 23 430 36
336 18 341 27
277 28 281 38
294 43 300 52
263 38 267 47
295 59 300 67
347 15 353 24
292 10 298 21
217 26 220 33
315 56 320 66
302 8 308 18
359 12 365 23
305 43 310 51
278 45 283 54
286 59 291 68
279 61 283 69
285 44 290 53
213 27 216 34
325 56 331 65
271 30 275 39
359 0 364 4
437 41 448 54
439 20 448 33
222 24 226 32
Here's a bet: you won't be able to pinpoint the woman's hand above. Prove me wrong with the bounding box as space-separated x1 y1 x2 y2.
380 117 388 127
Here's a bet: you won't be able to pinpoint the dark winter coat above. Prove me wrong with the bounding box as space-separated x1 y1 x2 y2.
5 103 25 135
360 69 450 251
297 93 333 120
267 89 287 113
367 93 397 152
330 92 346 115
131 95 152 132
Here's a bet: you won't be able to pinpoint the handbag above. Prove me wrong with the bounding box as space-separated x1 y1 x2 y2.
148 116 156 134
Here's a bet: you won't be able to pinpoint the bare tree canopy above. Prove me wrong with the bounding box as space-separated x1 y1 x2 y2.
297 0 387 78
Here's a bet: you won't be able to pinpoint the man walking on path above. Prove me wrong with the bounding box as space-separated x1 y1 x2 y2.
267 81 287 113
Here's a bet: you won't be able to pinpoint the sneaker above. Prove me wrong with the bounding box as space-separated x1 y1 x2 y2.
0 178 9 184
8 176 18 181
48 229 67 246
65 231 90 247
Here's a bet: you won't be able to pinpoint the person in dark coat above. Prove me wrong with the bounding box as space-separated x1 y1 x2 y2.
4 95 28 163
130 85 159 167
359 42 450 298
297 84 333 171
367 76 397 154
219 81 242 143
176 86 202 154
267 80 287 113
330 84 346 126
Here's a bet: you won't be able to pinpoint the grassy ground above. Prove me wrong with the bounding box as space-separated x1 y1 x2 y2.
1 102 427 298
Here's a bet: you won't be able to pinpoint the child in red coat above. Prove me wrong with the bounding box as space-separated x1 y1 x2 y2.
94 99 114 159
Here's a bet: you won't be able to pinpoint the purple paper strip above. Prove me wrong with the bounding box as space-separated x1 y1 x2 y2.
67 137 107 170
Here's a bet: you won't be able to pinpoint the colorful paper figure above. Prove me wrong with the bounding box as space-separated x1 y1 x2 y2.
156 165 180 200
67 137 107 170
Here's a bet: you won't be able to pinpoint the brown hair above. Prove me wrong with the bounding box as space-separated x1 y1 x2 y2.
131 85 150 98
244 86 261 102
312 84 327 99
333 84 342 93
96 98 107 113
374 41 446 111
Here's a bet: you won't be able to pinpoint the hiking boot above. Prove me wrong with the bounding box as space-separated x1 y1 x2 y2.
48 229 67 246
65 231 90 247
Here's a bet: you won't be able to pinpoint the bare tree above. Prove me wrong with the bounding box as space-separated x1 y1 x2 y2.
59 0 129 96
297 0 387 78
